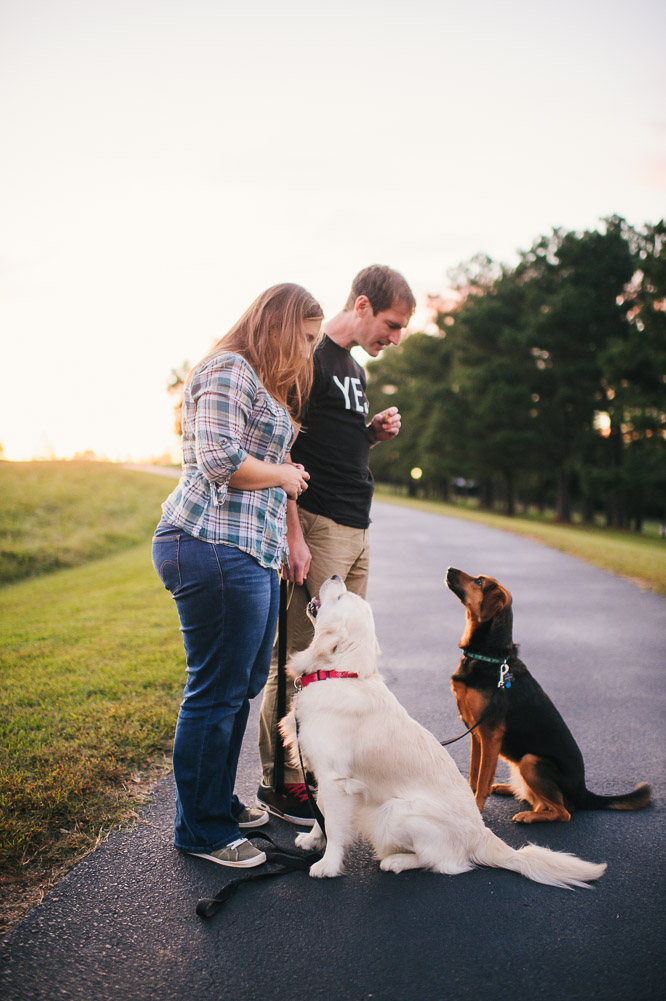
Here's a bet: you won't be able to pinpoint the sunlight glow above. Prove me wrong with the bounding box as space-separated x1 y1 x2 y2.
1 1 664 462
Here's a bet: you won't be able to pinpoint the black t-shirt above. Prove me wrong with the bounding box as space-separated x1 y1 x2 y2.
291 336 373 528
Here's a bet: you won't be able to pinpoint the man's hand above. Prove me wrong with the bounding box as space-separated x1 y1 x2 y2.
368 406 401 443
283 500 311 585
284 536 312 586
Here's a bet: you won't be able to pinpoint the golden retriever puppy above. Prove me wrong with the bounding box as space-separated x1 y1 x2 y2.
279 576 607 889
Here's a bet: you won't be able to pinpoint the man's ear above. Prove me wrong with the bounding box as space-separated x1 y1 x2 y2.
354 294 372 319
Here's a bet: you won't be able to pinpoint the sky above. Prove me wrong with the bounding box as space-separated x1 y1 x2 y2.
1 0 665 462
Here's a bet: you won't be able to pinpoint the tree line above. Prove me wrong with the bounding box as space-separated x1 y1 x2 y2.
366 218 666 531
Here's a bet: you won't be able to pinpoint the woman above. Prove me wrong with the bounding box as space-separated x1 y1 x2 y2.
152 283 323 868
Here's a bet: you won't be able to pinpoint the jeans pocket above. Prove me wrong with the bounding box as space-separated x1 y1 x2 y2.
152 536 182 594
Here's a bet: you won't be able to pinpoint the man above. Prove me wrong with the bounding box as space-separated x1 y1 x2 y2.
257 264 415 822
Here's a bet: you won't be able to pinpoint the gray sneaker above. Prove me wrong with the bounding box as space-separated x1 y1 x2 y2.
235 806 269 828
186 838 266 868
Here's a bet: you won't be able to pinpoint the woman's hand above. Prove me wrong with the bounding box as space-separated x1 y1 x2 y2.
229 455 310 496
280 462 310 500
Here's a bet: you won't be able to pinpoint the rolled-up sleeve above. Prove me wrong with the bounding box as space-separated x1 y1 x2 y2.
190 356 255 484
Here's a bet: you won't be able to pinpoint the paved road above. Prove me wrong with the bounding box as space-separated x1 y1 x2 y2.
2 500 665 1001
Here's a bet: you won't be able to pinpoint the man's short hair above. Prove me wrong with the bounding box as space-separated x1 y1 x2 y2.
345 265 416 316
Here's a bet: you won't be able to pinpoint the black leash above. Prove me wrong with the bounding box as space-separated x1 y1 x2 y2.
195 832 323 919
295 716 326 836
196 715 327 922
440 652 514 746
273 577 289 791
440 692 498 745
273 577 312 788
198 578 324 921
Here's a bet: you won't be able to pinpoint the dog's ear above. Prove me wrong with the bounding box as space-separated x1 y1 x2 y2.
286 647 312 679
311 623 345 664
313 611 379 675
479 584 511 622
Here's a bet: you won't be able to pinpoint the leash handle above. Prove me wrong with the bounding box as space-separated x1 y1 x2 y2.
195 832 324 920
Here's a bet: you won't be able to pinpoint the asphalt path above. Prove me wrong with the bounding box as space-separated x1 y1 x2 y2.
2 499 665 1001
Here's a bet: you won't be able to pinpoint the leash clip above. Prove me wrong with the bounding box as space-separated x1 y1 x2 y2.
498 661 513 689
294 677 303 692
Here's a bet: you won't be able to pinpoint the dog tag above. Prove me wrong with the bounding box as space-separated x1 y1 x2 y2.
498 663 513 689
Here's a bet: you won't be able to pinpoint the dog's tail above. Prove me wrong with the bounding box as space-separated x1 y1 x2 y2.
579 781 651 812
474 830 607 890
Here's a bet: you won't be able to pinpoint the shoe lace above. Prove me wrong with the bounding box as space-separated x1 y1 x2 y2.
285 783 309 803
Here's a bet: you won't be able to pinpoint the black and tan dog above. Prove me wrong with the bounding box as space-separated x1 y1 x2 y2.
445 567 652 823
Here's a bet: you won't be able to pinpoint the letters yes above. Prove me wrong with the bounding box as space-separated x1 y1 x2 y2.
333 376 368 415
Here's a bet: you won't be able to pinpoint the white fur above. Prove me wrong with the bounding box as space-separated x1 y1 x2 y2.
280 577 607 889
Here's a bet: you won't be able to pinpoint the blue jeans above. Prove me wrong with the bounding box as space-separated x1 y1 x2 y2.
152 520 279 853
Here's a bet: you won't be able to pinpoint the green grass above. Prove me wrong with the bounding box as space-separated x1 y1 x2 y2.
0 545 184 880
0 460 172 585
375 486 666 595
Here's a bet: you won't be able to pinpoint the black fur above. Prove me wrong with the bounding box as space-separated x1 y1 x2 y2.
446 567 651 822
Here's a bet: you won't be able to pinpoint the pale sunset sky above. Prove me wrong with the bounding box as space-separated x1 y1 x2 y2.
1 0 664 462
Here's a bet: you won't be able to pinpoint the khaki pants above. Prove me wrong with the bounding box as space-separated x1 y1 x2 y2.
257 508 370 786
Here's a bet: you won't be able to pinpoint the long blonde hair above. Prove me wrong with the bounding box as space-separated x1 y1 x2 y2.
197 284 323 420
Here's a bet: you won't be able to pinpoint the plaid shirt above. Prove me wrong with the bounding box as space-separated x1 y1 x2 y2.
161 352 295 568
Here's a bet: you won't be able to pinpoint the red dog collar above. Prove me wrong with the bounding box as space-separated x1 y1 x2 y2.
297 669 359 689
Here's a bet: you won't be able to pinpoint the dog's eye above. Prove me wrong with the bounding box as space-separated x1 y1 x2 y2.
474 577 484 586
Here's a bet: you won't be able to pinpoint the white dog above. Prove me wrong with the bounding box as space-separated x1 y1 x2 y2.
280 576 607 888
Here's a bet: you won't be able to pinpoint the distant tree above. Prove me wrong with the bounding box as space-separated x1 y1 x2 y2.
596 219 666 529
516 221 634 521
432 263 536 515
167 361 191 437
364 219 664 532
367 332 458 496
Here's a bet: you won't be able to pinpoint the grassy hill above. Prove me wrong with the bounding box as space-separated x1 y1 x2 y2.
0 460 173 585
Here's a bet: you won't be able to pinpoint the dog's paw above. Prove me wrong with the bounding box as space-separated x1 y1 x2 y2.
295 830 325 852
491 783 515 796
512 810 537 823
380 856 405 873
296 828 326 852
309 858 342 878
379 853 420 874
